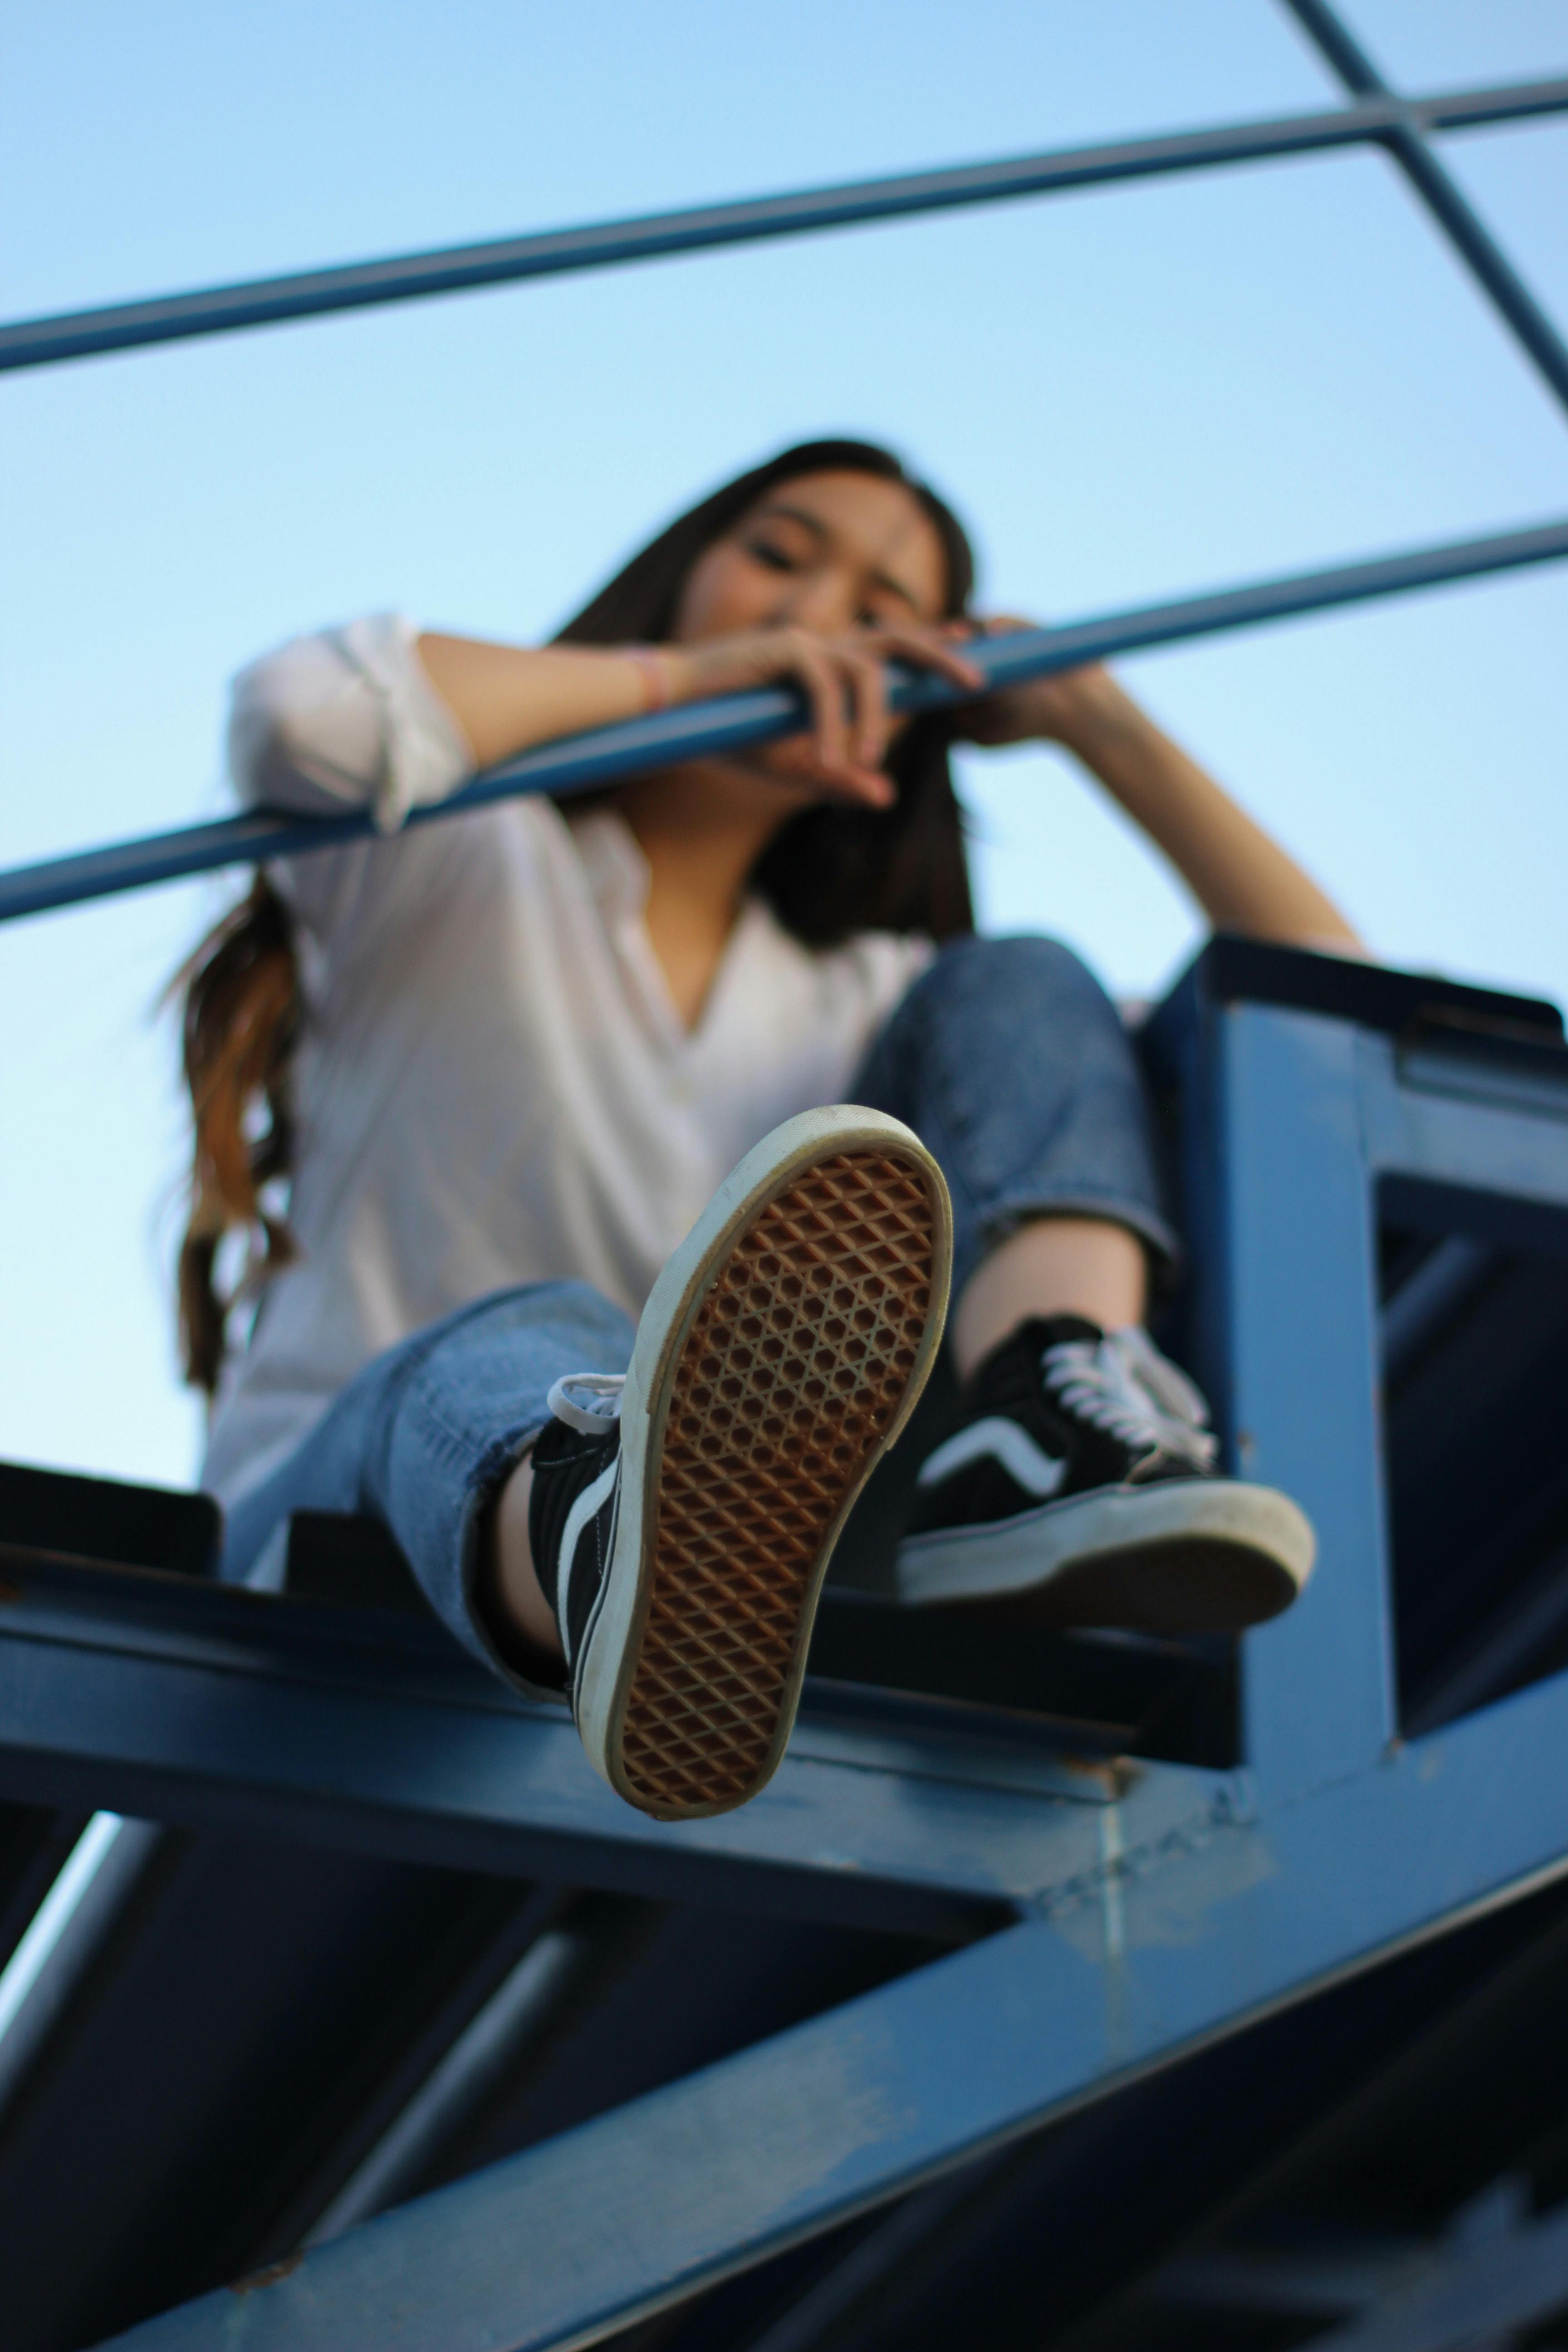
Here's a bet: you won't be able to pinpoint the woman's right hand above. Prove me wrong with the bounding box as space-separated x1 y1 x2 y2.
658 624 984 808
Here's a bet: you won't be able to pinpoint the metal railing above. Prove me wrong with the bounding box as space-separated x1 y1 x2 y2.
4 516 1567 927
2 0 1565 927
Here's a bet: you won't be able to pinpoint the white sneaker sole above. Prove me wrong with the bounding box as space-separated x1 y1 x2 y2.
574 1106 952 1821
896 1476 1316 1634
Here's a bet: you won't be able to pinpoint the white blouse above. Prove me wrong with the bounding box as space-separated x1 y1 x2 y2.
201 617 934 1510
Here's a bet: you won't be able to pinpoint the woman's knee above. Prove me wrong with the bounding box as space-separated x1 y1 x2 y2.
426 1279 636 1364
857 934 1135 1118
910 932 1125 1038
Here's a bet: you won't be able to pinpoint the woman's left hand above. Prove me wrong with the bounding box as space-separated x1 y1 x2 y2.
954 616 1133 756
952 617 1367 956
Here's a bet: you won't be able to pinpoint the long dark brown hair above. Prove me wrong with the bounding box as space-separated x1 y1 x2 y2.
176 438 978 1388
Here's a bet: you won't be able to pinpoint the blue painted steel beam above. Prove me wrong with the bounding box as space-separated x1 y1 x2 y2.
1282 0 1568 419
1211 1003 1396 1798
1 74 1566 372
1155 970 1568 1802
5 513 1568 927
0 1544 1212 1937
95 1661 1568 2351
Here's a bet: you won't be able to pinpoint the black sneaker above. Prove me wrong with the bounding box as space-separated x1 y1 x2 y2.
527 1104 952 1820
527 1372 628 1669
895 1315 1314 1633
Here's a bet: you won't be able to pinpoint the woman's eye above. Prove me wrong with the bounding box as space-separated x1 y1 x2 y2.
749 539 795 572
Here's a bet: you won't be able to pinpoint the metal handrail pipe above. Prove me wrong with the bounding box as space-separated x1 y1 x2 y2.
5 513 1567 928
3 74 1567 373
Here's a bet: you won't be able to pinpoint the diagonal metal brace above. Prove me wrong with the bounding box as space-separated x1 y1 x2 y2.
1281 0 1568 419
92 1657 1568 2351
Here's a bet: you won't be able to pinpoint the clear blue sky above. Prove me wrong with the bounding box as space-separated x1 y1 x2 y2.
3 0 1567 1492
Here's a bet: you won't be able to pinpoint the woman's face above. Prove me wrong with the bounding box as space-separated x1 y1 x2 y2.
668 469 952 806
672 469 950 646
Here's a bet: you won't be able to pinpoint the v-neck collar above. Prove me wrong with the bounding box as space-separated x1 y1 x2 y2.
564 804 771 1057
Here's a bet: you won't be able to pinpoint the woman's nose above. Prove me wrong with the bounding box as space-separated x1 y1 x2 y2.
775 569 857 634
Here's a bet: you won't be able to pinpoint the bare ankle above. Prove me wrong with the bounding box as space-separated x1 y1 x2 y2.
952 1218 1147 1381
484 1454 563 1658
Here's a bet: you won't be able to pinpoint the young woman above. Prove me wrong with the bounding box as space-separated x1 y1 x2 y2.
183 438 1360 1824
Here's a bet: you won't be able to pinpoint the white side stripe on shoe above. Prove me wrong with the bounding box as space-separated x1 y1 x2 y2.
557 1459 620 1666
916 1416 1068 1499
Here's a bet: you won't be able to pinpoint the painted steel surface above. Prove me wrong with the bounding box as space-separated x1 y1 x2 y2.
5 516 1568 928
0 1546 1203 1938
8 960 1568 2350
1216 1007 1396 1797
91 1675 1568 2351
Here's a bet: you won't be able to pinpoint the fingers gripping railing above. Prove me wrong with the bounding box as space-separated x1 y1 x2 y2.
4 515 1568 927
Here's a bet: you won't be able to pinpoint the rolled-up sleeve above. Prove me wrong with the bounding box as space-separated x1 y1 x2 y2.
227 615 479 951
227 614 474 833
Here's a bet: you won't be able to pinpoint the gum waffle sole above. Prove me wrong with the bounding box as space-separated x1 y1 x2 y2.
616 1149 938 1817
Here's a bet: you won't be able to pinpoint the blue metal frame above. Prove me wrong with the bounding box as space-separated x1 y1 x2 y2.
97 1707 1568 2351
0 1544 1124 1938
68 955 1568 2349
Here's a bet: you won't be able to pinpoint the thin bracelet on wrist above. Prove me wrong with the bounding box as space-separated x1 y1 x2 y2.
622 644 673 715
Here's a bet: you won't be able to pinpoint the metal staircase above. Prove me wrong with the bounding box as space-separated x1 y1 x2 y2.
3 7 1568 2346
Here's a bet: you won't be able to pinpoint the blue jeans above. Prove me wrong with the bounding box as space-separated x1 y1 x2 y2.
220 935 1175 1682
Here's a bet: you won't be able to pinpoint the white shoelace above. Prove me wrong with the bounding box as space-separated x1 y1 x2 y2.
546 1372 627 1436
1042 1327 1218 1477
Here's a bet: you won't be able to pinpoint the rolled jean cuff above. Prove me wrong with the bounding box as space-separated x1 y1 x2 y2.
970 1190 1181 1293
216 1279 636 1703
